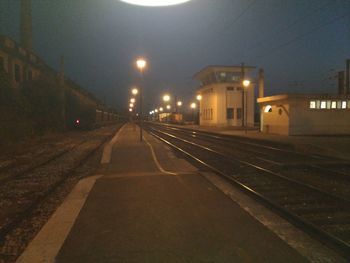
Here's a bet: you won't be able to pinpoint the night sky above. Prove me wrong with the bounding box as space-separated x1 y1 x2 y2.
1 0 349 112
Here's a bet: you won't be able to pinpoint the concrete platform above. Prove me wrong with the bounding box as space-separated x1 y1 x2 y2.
16 123 347 262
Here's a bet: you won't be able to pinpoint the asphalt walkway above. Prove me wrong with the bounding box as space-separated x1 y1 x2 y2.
52 124 308 262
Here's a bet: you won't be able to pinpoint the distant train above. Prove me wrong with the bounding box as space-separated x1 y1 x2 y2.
71 108 119 129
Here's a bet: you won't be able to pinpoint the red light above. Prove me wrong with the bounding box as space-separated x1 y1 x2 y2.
76 119 80 124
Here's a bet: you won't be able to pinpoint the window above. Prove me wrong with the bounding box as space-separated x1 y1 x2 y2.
227 108 234 119
341 101 347 109
331 101 337 109
237 108 242 119
210 109 213 120
0 56 4 71
320 101 326 109
236 87 243 91
14 64 21 82
28 70 33 81
227 87 234 91
337 101 342 109
309 101 316 109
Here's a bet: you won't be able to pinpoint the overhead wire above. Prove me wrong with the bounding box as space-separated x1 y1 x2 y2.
255 11 350 60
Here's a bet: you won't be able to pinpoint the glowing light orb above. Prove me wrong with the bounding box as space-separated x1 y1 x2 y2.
120 0 191 7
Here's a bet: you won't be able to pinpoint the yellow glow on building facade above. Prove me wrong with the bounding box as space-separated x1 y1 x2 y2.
194 65 256 127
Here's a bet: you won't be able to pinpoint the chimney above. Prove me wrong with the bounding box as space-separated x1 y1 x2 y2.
258 68 264 98
20 0 33 50
346 59 350 94
338 71 345 95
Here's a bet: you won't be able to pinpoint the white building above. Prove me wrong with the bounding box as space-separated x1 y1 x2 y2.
258 94 350 135
194 65 256 127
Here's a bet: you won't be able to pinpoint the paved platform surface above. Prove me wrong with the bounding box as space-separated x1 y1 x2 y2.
51 124 309 262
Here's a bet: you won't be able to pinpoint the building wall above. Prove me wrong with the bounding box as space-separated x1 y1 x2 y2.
258 95 350 135
260 103 290 135
199 85 217 126
199 83 255 127
290 98 350 135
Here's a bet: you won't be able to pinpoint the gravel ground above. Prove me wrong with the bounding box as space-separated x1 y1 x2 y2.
0 124 122 263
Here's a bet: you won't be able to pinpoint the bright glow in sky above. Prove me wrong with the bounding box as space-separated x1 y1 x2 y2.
119 0 191 7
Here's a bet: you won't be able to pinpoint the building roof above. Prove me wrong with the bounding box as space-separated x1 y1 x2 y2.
193 65 256 80
257 93 350 104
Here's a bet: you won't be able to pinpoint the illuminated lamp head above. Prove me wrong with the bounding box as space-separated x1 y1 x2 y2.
119 0 192 6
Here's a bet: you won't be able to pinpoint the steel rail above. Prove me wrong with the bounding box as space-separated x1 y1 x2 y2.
149 127 350 203
150 124 350 182
147 128 350 257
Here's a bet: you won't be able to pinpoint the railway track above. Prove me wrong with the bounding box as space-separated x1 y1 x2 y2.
0 124 123 250
145 123 350 258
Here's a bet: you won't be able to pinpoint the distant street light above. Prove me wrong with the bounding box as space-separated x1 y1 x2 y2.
136 58 147 142
166 105 171 110
159 107 163 112
196 94 202 101
130 98 135 103
129 108 133 112
243 80 251 87
163 94 170 102
190 102 196 109
177 101 182 106
129 103 134 108
132 88 138 95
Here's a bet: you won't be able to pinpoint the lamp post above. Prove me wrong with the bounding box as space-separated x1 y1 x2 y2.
190 102 196 126
136 58 147 142
241 62 250 134
196 94 202 125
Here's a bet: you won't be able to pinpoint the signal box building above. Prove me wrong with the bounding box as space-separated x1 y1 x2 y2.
257 94 350 135
194 65 256 127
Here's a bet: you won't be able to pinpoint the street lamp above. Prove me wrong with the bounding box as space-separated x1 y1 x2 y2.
136 58 147 142
130 98 135 103
163 94 170 102
132 88 138 95
196 94 202 101
177 101 182 107
190 102 197 125
166 105 171 110
129 103 134 108
242 79 250 134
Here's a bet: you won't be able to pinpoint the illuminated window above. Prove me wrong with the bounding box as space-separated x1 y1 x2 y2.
309 101 316 109
320 101 326 109
337 101 342 109
326 100 331 109
341 101 347 109
264 105 272 113
315 100 320 108
331 101 337 109
348 101 350 109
